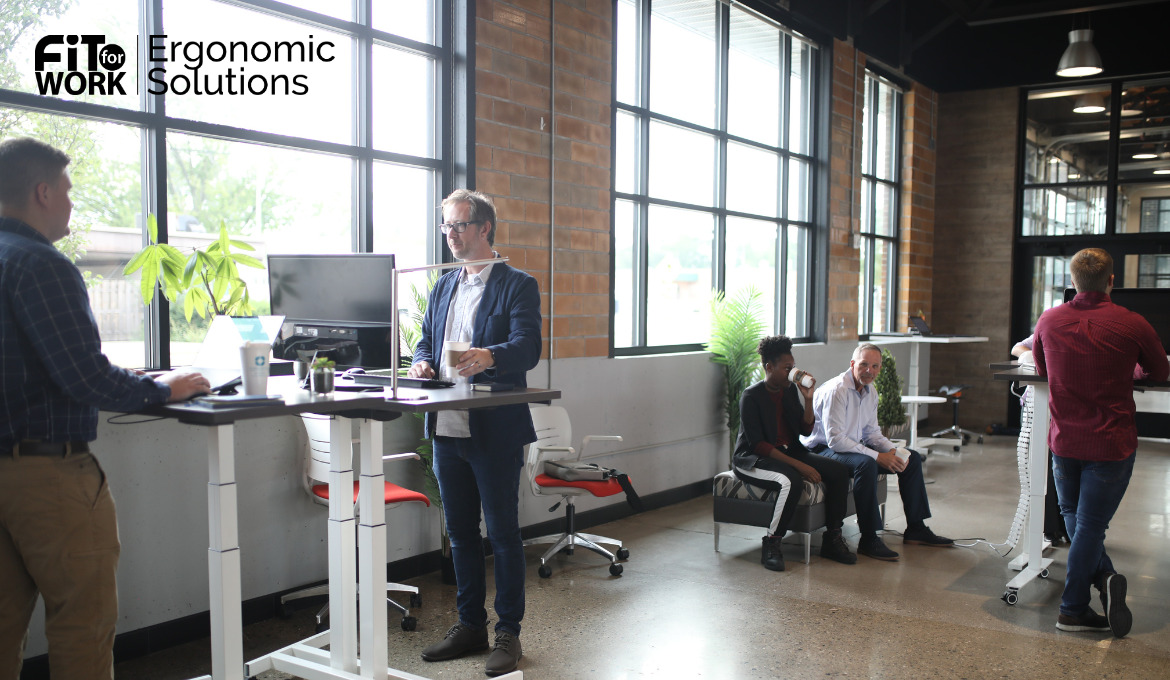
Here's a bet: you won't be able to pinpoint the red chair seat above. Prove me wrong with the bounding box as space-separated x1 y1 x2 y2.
312 481 430 506
534 473 626 498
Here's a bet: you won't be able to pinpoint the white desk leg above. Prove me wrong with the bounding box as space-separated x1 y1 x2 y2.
1026 383 1051 569
207 424 243 680
358 419 389 679
329 417 359 674
908 341 921 398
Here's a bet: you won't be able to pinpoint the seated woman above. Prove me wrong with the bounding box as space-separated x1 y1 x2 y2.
732 335 857 571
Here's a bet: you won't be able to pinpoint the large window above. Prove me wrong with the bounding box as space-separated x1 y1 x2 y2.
858 72 901 334
613 0 821 352
1 0 457 368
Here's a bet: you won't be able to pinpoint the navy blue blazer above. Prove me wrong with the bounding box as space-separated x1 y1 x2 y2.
415 262 542 451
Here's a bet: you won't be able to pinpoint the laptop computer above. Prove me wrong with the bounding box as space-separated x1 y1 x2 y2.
189 315 284 392
908 316 964 338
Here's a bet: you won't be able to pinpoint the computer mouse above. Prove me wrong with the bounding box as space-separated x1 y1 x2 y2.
343 367 366 376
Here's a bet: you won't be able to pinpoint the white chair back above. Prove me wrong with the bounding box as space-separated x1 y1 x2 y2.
526 405 574 497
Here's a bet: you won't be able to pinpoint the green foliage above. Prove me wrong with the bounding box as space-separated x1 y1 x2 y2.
875 347 907 432
311 356 336 370
399 271 442 510
706 286 767 467
123 215 264 321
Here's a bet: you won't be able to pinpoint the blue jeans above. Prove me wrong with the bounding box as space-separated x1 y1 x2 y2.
1051 452 1135 617
433 436 525 636
816 448 931 535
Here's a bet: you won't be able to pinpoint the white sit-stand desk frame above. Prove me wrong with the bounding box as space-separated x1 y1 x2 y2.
154 377 554 680
990 364 1170 605
867 333 989 450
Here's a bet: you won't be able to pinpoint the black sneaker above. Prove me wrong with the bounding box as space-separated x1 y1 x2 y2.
421 623 489 662
485 630 522 677
1056 608 1110 632
1104 573 1132 638
761 535 785 571
902 526 954 547
857 535 899 561
820 531 857 565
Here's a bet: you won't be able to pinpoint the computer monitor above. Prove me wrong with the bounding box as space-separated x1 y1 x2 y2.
268 254 397 368
1062 287 1170 351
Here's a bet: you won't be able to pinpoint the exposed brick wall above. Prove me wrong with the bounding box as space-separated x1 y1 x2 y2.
473 0 612 360
928 87 1018 431
898 85 936 328
827 41 864 342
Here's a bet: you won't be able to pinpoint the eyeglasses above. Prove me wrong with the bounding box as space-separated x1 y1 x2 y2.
438 220 482 235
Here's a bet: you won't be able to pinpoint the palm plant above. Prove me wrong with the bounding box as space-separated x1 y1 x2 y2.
705 286 767 468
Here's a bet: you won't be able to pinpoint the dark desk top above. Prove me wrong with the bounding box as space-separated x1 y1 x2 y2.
149 376 562 426
990 365 1170 391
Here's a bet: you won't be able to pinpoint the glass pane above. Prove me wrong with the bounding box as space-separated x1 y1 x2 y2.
1118 184 1170 233
860 239 894 333
615 110 638 194
870 79 899 181
726 216 777 332
1020 185 1107 236
788 157 809 222
372 0 435 44
646 204 712 345
165 134 352 365
281 0 351 22
1119 79 1170 181
1024 86 1111 185
373 45 437 157
1030 255 1073 329
1 109 147 367
161 0 354 145
727 6 780 146
648 120 714 206
1136 254 1170 287
873 182 895 236
616 0 639 106
785 224 809 337
5 0 139 109
613 199 637 348
649 0 716 127
372 162 434 265
726 142 779 217
788 39 814 155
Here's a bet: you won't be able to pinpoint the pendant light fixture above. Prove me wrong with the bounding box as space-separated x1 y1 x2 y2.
1057 29 1103 78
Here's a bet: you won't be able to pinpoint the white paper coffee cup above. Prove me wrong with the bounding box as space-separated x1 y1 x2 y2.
240 342 271 396
895 447 911 462
788 368 815 388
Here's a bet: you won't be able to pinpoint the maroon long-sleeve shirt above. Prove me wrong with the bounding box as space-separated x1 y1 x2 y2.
1034 291 1169 461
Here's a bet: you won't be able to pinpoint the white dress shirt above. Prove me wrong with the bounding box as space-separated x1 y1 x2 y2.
802 368 894 460
436 262 494 438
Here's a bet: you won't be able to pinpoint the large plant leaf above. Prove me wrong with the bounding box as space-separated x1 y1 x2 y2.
705 286 768 466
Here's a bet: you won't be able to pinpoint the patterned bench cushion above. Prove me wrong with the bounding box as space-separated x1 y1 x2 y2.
712 470 824 506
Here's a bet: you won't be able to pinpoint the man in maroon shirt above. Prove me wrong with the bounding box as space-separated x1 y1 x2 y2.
1034 248 1169 638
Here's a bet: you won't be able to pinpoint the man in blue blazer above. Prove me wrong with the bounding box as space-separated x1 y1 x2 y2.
408 189 541 677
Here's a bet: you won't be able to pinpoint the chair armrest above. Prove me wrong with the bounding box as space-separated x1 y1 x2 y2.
382 452 421 464
579 435 623 459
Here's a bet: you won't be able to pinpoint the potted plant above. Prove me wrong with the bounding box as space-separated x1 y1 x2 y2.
875 346 908 439
309 356 336 395
123 214 264 321
705 286 767 469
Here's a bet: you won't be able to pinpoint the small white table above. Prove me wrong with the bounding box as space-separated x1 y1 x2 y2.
870 334 989 448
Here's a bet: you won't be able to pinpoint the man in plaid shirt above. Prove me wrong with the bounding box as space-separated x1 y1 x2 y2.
1034 247 1168 638
0 137 210 679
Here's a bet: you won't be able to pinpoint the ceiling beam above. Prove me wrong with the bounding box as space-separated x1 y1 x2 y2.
967 0 1169 27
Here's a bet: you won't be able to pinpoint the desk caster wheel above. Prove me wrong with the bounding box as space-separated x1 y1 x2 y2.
617 547 630 560
1002 590 1018 605
410 592 422 608
1039 569 1050 579
401 616 417 631
609 563 623 576
538 564 552 578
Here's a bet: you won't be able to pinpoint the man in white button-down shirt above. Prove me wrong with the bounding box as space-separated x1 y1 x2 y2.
804 343 952 561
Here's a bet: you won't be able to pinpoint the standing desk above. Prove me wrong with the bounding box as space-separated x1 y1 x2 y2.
866 333 989 450
151 376 558 680
990 364 1169 605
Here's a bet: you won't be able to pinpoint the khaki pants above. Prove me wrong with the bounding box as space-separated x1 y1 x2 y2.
0 452 120 680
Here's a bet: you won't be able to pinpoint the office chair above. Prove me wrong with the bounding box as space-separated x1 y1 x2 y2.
930 384 984 449
280 414 430 632
523 405 629 578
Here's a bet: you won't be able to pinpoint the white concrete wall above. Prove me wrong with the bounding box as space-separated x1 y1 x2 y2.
22 338 925 657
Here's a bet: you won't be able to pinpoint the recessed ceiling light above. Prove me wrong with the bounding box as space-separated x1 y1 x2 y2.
1154 169 1170 175
1068 172 1081 179
1133 153 1158 160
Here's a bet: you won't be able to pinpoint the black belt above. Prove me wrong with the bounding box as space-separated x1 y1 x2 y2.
5 441 91 457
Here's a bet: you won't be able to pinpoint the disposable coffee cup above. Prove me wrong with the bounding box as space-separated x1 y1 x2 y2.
895 447 911 462
788 368 815 388
443 341 471 380
240 342 271 396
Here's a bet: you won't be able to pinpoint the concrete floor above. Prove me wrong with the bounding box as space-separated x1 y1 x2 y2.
112 435 1170 679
